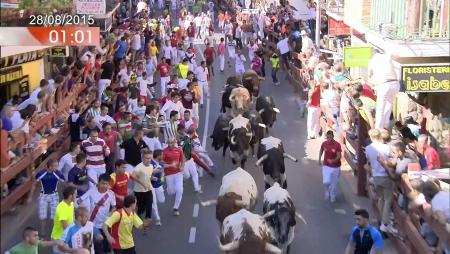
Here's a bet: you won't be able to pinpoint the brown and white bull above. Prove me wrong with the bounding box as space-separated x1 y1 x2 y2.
201 167 258 224
263 183 307 254
218 209 282 254
229 87 251 117
256 136 298 189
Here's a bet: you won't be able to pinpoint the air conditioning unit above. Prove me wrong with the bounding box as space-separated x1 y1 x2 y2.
379 23 398 39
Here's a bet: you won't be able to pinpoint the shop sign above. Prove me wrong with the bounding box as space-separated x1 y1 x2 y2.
401 64 450 92
329 18 351 36
49 46 69 57
76 0 106 15
1 50 45 68
343 46 372 67
0 66 23 83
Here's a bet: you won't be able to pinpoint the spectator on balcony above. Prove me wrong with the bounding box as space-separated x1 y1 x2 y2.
0 120 10 168
368 51 400 130
307 81 321 140
394 121 418 143
17 79 48 111
81 129 110 188
417 134 441 170
378 141 416 181
58 143 81 181
365 129 396 233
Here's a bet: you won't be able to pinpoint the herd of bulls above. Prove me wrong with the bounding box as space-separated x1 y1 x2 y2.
205 71 306 253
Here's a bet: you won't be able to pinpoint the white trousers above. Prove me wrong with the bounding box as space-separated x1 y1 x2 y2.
307 107 321 138
219 55 225 71
128 98 138 111
192 103 199 123
165 172 183 209
38 193 59 220
87 166 105 189
151 186 165 221
150 56 158 67
171 48 179 65
235 64 245 76
98 79 111 102
183 159 201 191
375 81 400 129
198 81 209 105
322 166 340 199
160 76 170 96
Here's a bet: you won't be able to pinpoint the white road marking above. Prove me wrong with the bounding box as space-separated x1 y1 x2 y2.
188 227 197 243
193 203 199 218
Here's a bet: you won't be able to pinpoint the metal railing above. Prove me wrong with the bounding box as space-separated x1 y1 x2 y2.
368 0 449 40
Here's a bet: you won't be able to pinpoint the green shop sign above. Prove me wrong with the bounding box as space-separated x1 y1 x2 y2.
343 47 372 67
401 64 450 92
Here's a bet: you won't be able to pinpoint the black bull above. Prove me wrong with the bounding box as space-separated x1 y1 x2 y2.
256 96 279 130
228 125 252 168
257 144 288 189
210 114 232 157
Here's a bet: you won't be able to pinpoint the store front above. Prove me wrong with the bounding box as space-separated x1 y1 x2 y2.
0 47 48 107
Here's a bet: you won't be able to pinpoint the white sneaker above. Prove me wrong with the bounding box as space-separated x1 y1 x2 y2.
155 220 162 226
380 224 398 234
330 196 336 203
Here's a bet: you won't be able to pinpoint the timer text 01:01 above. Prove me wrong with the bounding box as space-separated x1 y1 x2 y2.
29 14 95 26
49 29 93 44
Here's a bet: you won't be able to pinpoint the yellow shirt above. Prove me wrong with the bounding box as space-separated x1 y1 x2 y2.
133 162 154 192
51 201 74 240
105 209 143 249
149 46 159 56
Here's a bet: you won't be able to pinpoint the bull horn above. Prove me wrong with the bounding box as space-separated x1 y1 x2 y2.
283 153 298 162
272 107 280 113
262 210 275 219
230 136 236 145
258 76 264 81
255 154 268 166
229 94 235 101
200 200 218 207
218 238 239 252
265 242 282 254
222 127 229 131
246 132 253 137
296 212 307 224
258 123 267 128
258 109 265 114
234 200 246 206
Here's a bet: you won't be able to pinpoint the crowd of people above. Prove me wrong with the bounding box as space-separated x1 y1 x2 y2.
2 0 448 254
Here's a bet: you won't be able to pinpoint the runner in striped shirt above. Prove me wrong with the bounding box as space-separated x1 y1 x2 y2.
159 110 180 145
81 129 110 189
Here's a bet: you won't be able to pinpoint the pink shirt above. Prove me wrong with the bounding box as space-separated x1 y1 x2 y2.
424 146 441 169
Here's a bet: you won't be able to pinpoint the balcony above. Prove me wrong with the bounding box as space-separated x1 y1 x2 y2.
368 0 449 40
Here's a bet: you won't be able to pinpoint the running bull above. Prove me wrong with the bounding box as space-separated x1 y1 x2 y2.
218 209 282 254
256 136 298 189
263 183 307 254
228 114 253 168
210 113 232 157
256 96 280 131
201 167 258 225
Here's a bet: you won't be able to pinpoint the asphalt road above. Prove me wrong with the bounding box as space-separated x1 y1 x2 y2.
1 40 356 254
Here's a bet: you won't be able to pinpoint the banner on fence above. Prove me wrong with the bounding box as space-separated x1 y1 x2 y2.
343 46 372 67
328 18 351 36
75 0 106 15
401 64 450 92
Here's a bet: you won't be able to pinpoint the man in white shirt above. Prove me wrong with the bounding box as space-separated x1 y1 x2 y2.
365 129 394 233
17 79 48 110
143 130 163 151
130 30 142 62
78 173 115 253
58 143 81 181
94 105 116 130
194 61 209 107
136 72 154 103
301 30 315 54
160 92 185 119
276 34 291 70
162 40 173 65
368 51 400 130
247 39 259 62
234 48 246 76
235 24 243 49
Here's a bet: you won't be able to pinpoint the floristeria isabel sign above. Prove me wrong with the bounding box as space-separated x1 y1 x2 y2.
401 64 450 92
